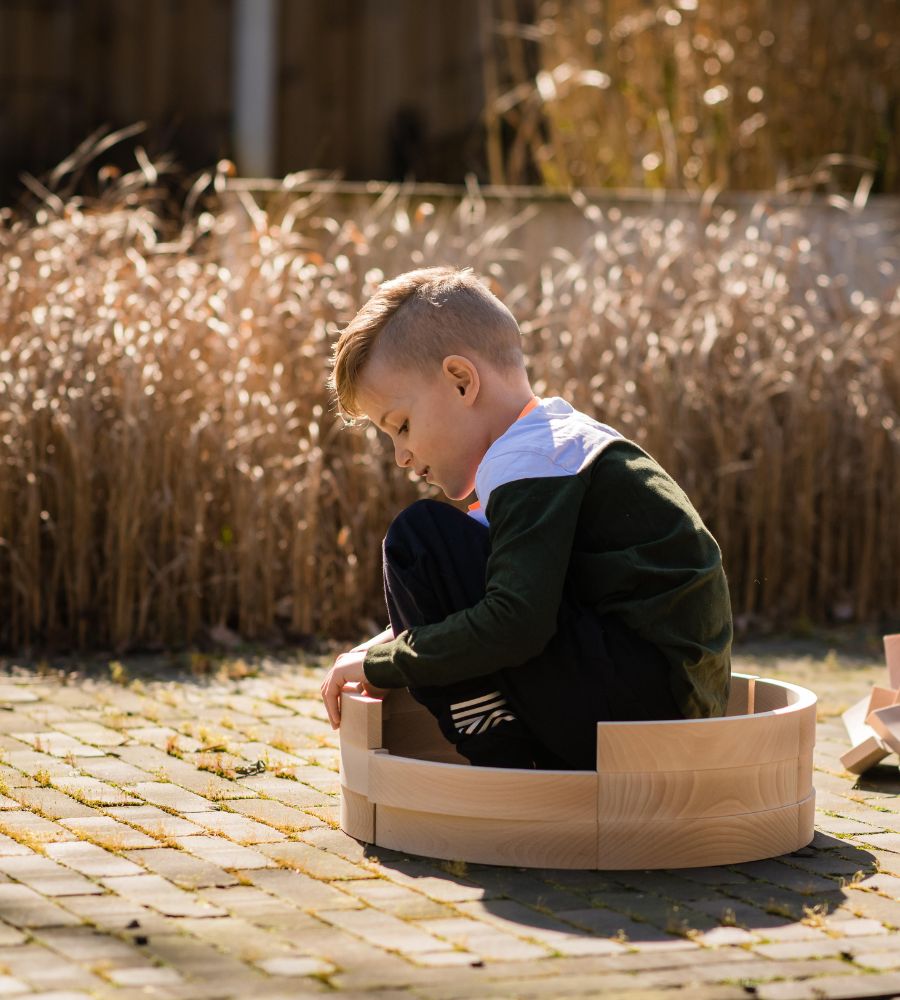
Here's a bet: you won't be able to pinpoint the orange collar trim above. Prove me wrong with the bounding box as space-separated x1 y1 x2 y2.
468 395 539 513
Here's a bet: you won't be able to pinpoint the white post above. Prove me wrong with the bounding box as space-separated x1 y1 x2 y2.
232 0 278 178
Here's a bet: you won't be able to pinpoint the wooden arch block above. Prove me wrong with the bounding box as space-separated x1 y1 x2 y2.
338 674 817 870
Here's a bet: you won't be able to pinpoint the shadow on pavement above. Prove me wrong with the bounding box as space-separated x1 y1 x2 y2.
366 833 877 944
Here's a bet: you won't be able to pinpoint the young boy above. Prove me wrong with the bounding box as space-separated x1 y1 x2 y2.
320 266 733 770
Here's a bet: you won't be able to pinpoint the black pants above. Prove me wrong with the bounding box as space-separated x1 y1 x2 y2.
382 499 684 770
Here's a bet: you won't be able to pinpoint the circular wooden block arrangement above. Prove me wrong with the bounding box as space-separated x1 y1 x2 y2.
339 673 817 870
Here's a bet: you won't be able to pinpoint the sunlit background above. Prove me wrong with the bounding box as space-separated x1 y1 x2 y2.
0 0 897 654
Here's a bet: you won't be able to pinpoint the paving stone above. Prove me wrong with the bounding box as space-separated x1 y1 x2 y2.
255 955 335 977
0 795 20 811
0 975 28 994
15 733 105 758
6 787 100 820
0 831 35 855
455 898 635 957
316 906 455 955
104 965 184 986
50 777 140 806
370 859 486 902
177 914 311 963
0 812 77 845
0 942 107 991
0 921 26 946
136 931 270 986
175 835 273 870
53 892 170 934
852 834 900 855
4 752 79 778
338 877 458 920
257 840 375 880
124 781 215 813
122 847 239 889
0 884 81 927
100 874 227 918
755 970 900 999
59 816 157 849
246 867 365 911
116 747 258 800
32 925 148 964
194 885 324 934
52 722 127 747
104 803 204 838
224 798 325 833
557 904 700 945
0 854 103 896
842 888 900 928
72 757 154 785
0 684 39 703
752 932 900 960
186 810 287 844
234 774 333 806
45 840 143 878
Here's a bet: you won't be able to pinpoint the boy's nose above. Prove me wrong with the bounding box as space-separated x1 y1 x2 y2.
395 444 412 468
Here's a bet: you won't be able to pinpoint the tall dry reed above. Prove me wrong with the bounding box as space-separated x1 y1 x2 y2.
0 135 897 653
486 0 900 192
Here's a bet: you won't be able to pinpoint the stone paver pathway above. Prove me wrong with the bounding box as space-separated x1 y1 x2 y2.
0 639 894 999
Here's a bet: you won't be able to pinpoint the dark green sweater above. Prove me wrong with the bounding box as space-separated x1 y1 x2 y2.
364 440 732 718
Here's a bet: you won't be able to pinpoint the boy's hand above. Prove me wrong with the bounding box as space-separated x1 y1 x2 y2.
320 649 389 729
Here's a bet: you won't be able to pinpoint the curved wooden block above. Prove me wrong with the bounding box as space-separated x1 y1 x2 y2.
375 806 598 869
338 674 818 871
370 753 596 822
885 633 900 689
597 758 799 822
596 793 816 870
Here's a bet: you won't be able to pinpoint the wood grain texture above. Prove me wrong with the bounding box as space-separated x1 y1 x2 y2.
375 805 598 869
885 633 900 689
597 758 798 822
725 674 757 715
339 741 374 796
868 704 900 754
840 736 890 775
864 686 900 724
341 693 384 749
596 712 801 773
340 676 818 870
340 784 374 842
370 754 597 822
595 794 816 870
842 694 877 747
381 688 467 763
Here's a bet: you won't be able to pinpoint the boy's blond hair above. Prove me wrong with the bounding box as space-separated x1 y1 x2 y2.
329 266 524 420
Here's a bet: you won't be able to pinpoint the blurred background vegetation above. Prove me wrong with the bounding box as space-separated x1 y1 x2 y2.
0 1 897 655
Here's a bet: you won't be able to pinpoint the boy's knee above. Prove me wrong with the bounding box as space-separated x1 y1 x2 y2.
384 498 463 546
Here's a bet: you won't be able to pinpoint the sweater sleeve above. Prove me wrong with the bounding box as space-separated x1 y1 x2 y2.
363 473 587 689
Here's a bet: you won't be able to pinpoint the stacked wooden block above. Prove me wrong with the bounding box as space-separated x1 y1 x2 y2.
340 673 818 870
840 634 900 775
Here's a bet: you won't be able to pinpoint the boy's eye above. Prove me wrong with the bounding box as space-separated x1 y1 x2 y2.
398 421 408 434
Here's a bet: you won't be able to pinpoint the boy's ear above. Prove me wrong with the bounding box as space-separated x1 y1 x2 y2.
442 355 480 404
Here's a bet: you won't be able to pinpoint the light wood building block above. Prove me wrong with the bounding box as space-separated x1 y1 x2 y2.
885 633 900 689
864 686 900 722
842 694 878 747
596 794 815 870
868 704 900 755
370 754 596 822
340 784 374 842
375 806 598 869
840 736 890 775
339 674 817 871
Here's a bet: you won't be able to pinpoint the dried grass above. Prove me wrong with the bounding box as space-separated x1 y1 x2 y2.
0 133 897 653
486 0 900 192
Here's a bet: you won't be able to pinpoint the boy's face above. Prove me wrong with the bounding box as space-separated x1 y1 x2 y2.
356 354 489 502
